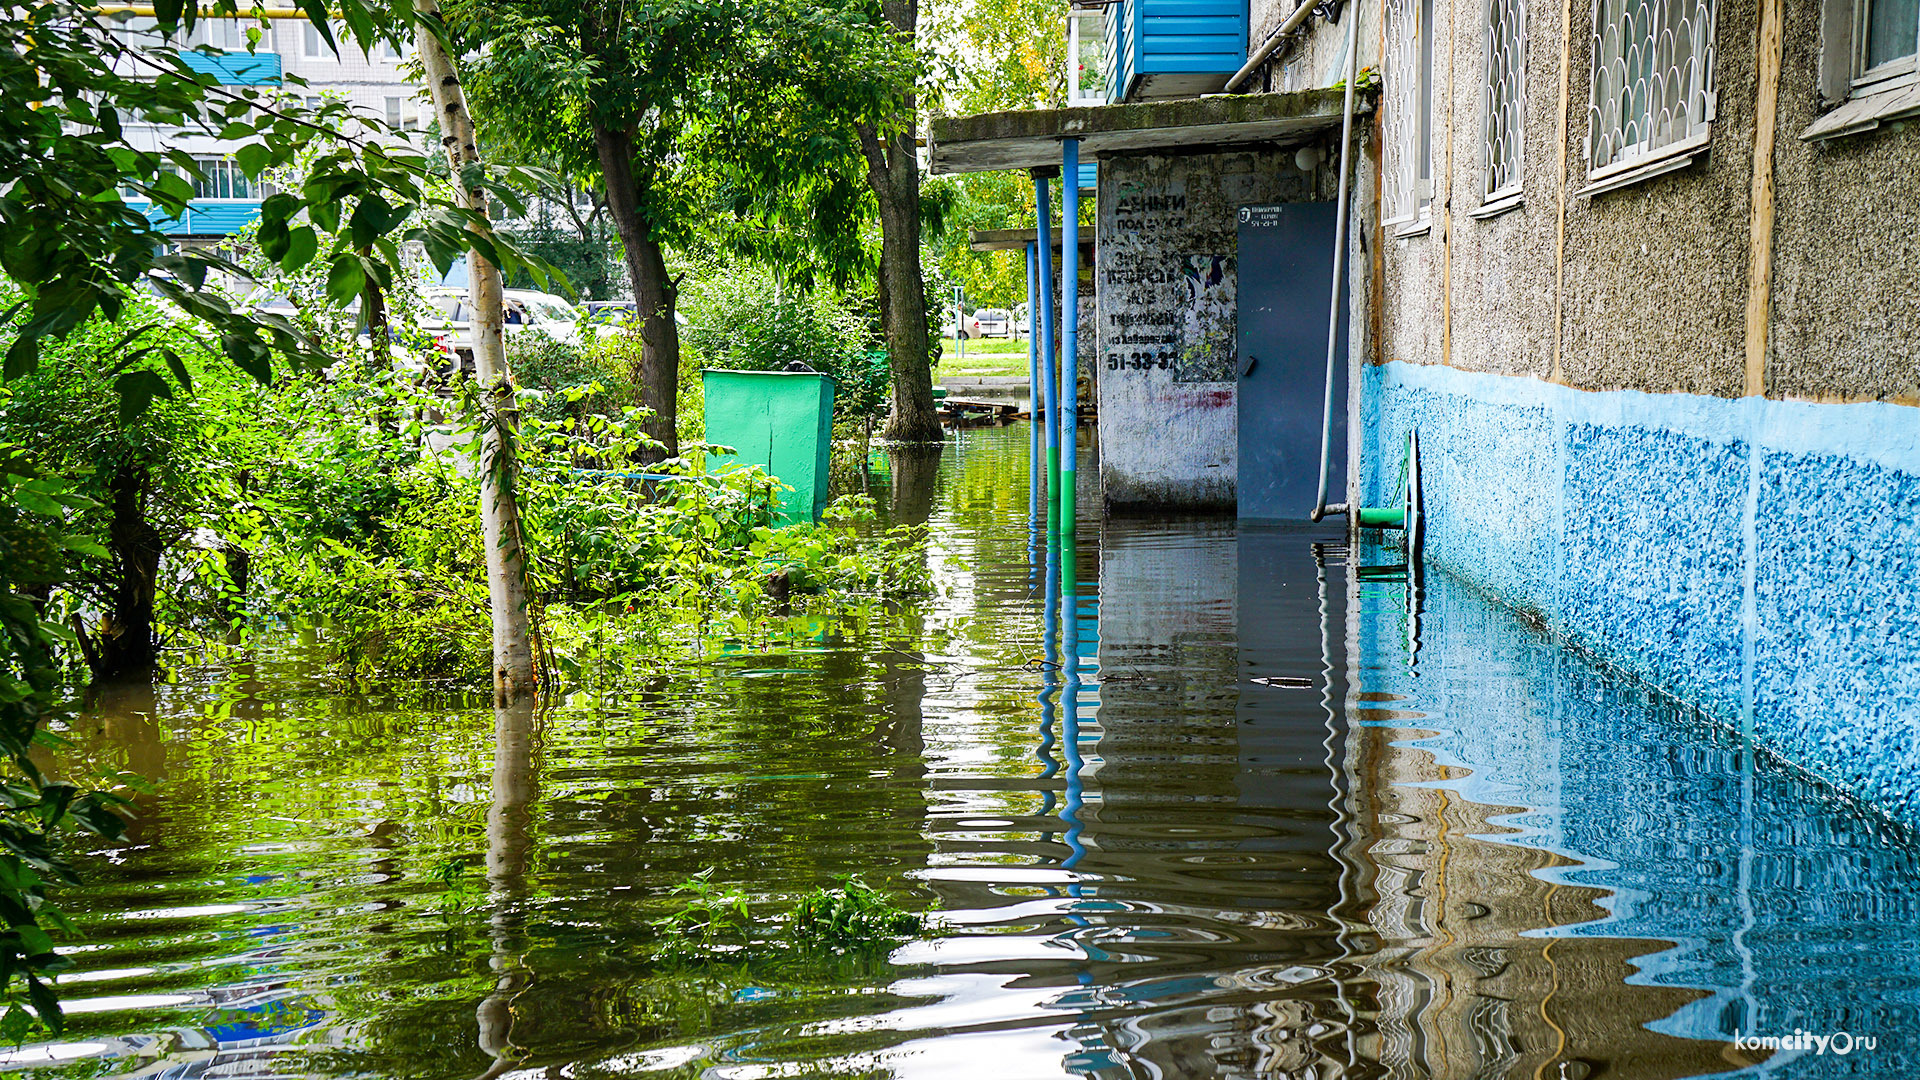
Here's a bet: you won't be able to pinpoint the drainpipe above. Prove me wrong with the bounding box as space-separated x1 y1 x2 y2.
1223 0 1320 93
1028 242 1042 542
1311 0 1363 522
1061 139 1082 535
1033 169 1061 533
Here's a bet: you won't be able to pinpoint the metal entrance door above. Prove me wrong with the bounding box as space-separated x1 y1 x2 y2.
1236 203 1346 521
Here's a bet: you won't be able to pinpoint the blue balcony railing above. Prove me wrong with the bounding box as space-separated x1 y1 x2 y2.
1103 0 1249 103
127 199 264 239
178 50 282 86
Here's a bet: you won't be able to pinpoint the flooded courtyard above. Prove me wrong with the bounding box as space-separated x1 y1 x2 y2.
15 422 1918 1079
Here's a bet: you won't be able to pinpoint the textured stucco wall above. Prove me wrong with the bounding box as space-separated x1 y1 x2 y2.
1257 0 1920 399
1767 0 1920 403
1096 150 1322 509
1364 361 1920 825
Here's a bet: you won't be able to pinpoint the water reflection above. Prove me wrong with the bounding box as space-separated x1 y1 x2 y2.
477 702 537 1077
16 424 1919 1079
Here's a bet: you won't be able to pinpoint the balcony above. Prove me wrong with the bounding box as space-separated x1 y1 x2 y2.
1100 0 1249 104
177 50 283 86
126 199 264 240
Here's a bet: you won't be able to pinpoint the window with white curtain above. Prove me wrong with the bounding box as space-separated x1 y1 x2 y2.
303 21 341 59
1585 0 1717 178
186 18 248 51
1384 0 1436 227
1483 0 1526 203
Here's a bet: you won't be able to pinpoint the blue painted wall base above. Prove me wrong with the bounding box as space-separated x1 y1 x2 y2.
1361 361 1920 826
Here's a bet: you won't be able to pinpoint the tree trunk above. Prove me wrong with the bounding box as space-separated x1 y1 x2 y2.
95 462 163 680
594 125 680 463
857 0 941 444
416 0 538 703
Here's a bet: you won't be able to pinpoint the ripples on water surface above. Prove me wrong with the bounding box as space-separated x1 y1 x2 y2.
15 424 1919 1079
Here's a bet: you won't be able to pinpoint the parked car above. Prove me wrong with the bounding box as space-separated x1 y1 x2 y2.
942 311 983 340
422 287 584 365
974 308 1013 337
582 300 638 326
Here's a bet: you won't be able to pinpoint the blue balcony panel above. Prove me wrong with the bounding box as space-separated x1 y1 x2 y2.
127 199 264 239
179 51 282 86
1106 0 1248 103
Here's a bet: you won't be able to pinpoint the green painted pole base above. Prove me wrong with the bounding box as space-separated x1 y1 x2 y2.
1047 446 1061 534
1355 506 1405 529
1060 469 1076 534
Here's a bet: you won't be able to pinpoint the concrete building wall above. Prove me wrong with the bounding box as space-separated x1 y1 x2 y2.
1095 150 1323 510
1230 0 1920 823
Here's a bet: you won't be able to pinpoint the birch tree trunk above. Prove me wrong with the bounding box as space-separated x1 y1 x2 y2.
415 0 538 702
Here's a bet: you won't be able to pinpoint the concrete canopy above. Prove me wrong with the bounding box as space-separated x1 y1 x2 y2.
927 89 1366 175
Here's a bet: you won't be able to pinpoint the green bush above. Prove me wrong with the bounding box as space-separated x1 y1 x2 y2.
507 330 638 423
680 267 888 422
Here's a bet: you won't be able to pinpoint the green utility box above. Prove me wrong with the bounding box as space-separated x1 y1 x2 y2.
702 369 836 524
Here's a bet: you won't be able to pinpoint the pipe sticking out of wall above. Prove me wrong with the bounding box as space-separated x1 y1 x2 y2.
1223 0 1319 92
1311 0 1363 522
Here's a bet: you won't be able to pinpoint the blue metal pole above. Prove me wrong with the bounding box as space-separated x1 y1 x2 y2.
1027 241 1040 552
1060 140 1080 536
1033 171 1059 535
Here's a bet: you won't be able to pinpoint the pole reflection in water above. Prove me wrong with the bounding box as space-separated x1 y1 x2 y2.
1058 516 1087 875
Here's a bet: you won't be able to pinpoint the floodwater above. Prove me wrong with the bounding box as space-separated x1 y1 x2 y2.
13 423 1919 1079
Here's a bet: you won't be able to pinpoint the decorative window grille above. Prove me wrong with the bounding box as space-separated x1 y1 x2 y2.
191 157 251 200
1383 0 1435 224
1585 0 1717 175
1483 0 1526 199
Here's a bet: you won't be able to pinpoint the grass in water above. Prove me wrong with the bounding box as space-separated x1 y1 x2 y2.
790 876 928 950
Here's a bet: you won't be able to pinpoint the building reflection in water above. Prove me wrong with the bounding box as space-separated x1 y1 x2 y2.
1037 519 1919 1078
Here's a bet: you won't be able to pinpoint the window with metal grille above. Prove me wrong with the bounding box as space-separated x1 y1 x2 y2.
1384 0 1436 226
191 157 251 200
1585 0 1717 178
1483 0 1526 202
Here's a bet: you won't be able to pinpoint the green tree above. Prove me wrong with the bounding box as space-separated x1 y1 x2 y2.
0 298 277 680
450 0 917 459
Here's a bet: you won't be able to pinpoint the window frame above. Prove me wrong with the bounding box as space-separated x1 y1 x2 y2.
303 21 337 59
1852 0 1920 93
189 156 252 201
